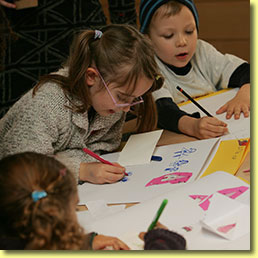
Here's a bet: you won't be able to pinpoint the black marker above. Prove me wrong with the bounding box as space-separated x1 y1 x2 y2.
176 86 213 117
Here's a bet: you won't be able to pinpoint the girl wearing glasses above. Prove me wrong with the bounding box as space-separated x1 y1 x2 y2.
0 24 163 184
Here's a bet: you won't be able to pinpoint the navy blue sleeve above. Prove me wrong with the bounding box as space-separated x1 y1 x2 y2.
156 98 200 133
228 63 250 88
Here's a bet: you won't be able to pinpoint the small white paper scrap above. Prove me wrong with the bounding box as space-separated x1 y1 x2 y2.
77 201 126 230
118 130 163 166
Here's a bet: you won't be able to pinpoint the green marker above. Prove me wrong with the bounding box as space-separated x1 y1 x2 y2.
148 199 168 231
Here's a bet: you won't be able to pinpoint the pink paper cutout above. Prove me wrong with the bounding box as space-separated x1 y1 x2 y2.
189 185 249 211
189 194 209 202
182 226 192 232
199 194 213 211
217 223 237 233
218 186 249 199
145 172 192 187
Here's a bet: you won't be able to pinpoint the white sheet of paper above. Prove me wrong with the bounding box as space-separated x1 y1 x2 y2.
82 172 250 250
118 130 163 166
78 138 218 204
76 202 126 230
200 193 250 240
179 88 250 140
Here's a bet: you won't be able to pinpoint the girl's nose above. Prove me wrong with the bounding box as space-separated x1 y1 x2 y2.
121 105 131 113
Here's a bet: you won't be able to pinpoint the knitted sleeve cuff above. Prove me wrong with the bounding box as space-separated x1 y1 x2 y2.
89 232 98 250
228 63 250 88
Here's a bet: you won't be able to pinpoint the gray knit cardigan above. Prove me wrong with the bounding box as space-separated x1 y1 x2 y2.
0 78 125 180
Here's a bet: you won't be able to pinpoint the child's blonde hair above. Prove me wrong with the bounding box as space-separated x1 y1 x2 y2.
0 152 87 250
151 1 184 27
33 24 163 132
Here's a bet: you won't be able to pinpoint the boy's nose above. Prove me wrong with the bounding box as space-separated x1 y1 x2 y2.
176 34 187 47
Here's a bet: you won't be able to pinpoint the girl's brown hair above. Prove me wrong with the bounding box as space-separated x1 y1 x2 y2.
33 24 163 133
0 152 87 250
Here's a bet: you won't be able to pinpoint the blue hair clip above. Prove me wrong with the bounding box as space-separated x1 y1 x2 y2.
31 190 47 202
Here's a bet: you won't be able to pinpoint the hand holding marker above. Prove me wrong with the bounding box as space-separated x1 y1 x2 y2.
148 199 168 231
83 148 128 176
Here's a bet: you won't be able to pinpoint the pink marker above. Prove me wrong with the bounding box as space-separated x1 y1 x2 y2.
83 148 128 176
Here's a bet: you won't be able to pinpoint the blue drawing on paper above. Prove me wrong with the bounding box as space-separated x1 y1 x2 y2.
121 171 132 182
173 147 196 158
165 160 189 172
165 147 197 173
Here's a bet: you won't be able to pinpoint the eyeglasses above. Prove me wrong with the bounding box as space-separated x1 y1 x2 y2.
95 68 144 107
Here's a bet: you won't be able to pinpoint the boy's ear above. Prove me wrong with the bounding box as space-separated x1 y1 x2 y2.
86 68 98 86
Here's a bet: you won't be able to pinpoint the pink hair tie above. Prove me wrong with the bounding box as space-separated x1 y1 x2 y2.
94 30 102 39
60 168 67 176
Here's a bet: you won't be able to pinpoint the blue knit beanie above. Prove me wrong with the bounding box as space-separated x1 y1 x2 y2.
140 0 199 33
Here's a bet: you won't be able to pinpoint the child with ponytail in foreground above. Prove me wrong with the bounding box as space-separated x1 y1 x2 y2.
0 152 129 250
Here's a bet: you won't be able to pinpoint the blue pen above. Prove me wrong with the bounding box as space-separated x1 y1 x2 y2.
151 155 163 161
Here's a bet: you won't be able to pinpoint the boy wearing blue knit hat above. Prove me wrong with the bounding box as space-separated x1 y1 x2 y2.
139 0 250 139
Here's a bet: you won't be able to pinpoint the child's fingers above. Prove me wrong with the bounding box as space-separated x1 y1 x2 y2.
232 107 242 120
138 232 145 240
105 238 130 250
0 0 16 8
80 162 124 184
225 107 234 119
93 235 130 250
203 117 227 128
113 162 126 170
105 164 125 175
197 117 228 139
205 123 228 134
102 164 125 183
113 239 130 250
155 221 168 229
104 172 124 183
216 104 227 115
242 105 250 117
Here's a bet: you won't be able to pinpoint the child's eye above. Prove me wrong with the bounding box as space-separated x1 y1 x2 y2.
163 34 173 39
186 30 194 34
117 94 128 103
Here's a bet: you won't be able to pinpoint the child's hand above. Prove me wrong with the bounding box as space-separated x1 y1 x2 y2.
92 234 130 250
193 117 228 139
0 0 16 8
79 162 125 184
216 84 250 119
179 116 228 139
138 222 168 240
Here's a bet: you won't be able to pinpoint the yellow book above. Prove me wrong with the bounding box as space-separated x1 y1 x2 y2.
201 138 250 178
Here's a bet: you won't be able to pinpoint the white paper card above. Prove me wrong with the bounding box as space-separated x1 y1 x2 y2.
201 193 250 240
118 130 163 166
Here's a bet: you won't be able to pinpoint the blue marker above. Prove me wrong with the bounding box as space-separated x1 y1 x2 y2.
151 155 162 162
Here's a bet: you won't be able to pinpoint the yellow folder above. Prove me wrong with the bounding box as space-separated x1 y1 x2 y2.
201 138 250 178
